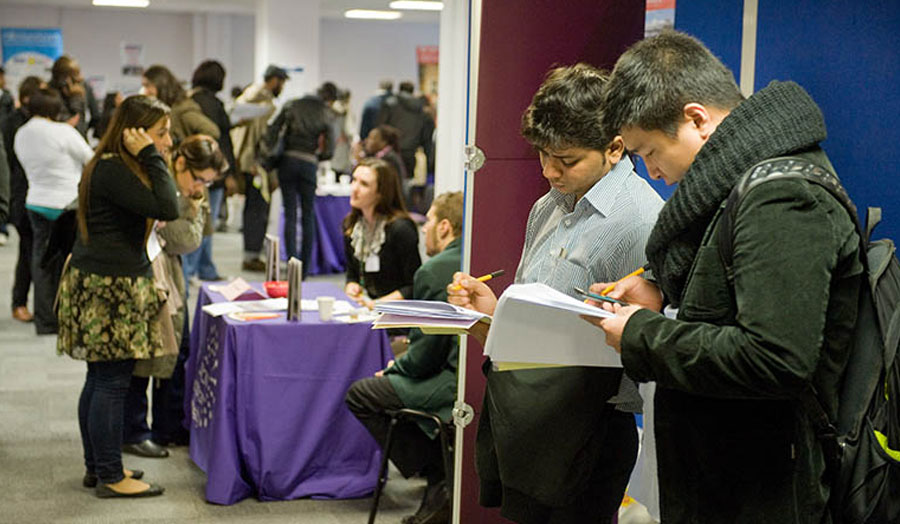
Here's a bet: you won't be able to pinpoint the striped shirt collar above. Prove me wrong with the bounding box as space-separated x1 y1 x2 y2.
548 155 635 217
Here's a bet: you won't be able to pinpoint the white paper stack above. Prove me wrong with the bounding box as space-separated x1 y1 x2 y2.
372 300 490 334
202 298 288 317
484 282 621 370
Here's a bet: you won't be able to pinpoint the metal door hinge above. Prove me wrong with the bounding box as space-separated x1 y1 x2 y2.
464 144 486 172
452 400 475 428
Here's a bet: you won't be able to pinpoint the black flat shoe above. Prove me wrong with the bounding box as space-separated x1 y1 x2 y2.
122 439 169 458
83 469 144 488
95 482 165 499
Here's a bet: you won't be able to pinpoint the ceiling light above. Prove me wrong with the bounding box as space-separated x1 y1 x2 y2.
389 1 444 10
344 9 403 20
93 0 149 7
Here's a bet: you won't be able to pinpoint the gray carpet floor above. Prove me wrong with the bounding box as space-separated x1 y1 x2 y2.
0 226 423 523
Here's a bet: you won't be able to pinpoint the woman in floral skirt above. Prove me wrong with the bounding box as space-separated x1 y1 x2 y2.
57 95 179 498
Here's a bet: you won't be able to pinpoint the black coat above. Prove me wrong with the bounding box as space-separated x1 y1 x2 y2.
192 88 236 186
1 108 28 225
622 83 862 524
265 95 334 161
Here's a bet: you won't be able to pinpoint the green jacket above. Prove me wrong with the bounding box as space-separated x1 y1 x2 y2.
384 238 461 437
622 152 863 523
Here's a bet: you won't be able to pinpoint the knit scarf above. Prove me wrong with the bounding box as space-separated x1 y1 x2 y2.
645 81 828 306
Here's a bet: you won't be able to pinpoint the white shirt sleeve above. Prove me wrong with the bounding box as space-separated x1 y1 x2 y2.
64 125 95 166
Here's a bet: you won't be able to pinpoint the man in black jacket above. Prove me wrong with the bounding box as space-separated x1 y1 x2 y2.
262 81 335 278
590 30 862 523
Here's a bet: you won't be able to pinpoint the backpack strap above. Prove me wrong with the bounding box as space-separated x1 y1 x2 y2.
717 156 863 285
867 207 881 242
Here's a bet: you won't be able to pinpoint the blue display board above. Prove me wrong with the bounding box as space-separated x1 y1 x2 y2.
1 28 64 98
675 1 900 241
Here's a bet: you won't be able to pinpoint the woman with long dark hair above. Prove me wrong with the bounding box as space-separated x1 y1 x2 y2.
57 95 179 498
343 157 421 309
141 65 219 143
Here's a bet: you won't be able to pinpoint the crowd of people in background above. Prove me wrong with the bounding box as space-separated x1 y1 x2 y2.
0 51 439 503
0 54 440 325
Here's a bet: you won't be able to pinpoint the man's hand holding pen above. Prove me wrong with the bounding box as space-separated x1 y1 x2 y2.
447 271 500 345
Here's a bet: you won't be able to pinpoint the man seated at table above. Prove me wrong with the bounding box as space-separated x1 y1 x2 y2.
345 191 463 524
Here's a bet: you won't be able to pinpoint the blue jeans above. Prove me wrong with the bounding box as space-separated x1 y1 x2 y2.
182 187 225 281
78 359 135 484
278 156 317 278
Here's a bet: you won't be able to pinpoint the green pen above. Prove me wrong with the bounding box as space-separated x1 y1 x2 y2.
573 287 630 307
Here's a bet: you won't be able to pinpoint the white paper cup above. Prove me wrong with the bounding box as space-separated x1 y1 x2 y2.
317 296 335 321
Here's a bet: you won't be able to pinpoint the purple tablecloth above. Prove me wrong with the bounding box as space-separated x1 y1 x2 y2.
185 281 391 505
278 195 351 275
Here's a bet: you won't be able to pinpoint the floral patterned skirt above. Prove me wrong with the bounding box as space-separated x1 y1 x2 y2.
57 266 166 362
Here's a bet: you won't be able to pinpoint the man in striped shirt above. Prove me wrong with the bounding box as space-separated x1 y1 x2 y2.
449 64 663 524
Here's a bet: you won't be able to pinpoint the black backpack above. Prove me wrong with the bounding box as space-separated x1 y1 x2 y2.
717 156 900 524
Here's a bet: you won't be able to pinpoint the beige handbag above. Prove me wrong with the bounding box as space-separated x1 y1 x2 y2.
133 254 181 378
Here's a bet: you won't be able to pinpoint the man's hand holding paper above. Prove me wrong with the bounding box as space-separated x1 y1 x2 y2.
583 276 663 352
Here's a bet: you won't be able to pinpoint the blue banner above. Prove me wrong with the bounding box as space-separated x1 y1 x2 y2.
1 28 64 96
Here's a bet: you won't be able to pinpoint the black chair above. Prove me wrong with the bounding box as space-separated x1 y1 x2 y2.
368 408 454 524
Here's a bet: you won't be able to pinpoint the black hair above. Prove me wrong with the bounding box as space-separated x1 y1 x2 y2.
192 60 226 93
520 63 613 152
317 81 338 103
27 87 64 119
603 30 744 137
398 81 415 94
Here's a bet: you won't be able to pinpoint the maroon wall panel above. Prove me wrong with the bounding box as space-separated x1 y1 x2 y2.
460 1 644 522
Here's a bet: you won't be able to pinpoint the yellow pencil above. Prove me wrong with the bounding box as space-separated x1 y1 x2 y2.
600 264 650 296
450 269 506 291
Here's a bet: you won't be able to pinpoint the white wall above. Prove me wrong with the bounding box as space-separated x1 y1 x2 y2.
319 18 439 140
0 4 254 101
0 4 439 137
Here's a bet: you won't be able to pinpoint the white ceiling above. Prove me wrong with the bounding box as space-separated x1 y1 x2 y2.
0 0 441 21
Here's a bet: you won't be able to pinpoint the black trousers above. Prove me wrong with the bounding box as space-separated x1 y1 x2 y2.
123 313 191 445
11 211 32 309
28 210 62 334
495 406 638 524
345 376 445 483
277 156 317 278
242 172 269 256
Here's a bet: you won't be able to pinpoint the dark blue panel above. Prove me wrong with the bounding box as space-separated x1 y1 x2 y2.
673 1 744 82
755 0 900 241
631 154 675 200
